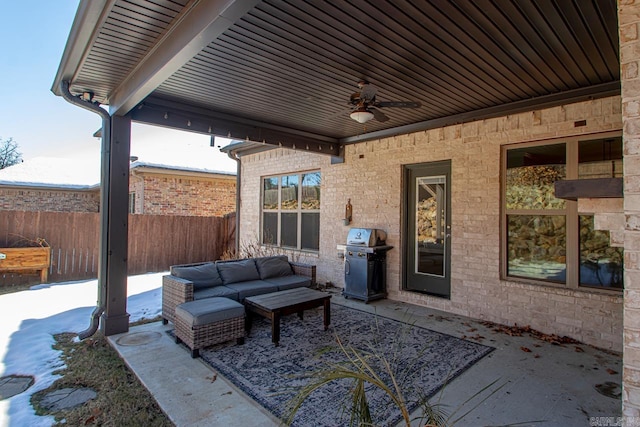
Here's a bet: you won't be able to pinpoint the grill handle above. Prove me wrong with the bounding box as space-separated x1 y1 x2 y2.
345 257 350 275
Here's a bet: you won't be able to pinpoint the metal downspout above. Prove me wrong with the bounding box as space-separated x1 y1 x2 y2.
59 80 110 339
227 150 241 253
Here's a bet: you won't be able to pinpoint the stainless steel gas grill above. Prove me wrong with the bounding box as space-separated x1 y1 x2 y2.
343 228 393 302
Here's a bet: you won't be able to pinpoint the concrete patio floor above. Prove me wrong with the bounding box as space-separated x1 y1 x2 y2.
108 289 622 426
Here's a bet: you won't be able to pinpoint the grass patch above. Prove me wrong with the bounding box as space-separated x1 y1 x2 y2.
0 282 35 295
132 315 163 326
31 332 173 426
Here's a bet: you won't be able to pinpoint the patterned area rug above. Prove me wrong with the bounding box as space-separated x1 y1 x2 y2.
188 304 494 426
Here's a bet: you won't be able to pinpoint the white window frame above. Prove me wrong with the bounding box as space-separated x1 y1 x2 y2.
261 171 321 251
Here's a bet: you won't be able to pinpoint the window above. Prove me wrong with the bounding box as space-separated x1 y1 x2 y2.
502 133 623 290
262 172 320 251
128 192 136 214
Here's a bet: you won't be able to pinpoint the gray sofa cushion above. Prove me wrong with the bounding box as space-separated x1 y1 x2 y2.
217 259 260 285
255 256 293 279
194 285 239 301
172 262 222 289
175 298 244 326
226 280 278 301
263 275 311 291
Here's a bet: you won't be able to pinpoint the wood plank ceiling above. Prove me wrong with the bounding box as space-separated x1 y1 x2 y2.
64 0 620 153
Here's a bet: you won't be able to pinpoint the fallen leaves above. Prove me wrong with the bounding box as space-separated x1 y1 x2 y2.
479 321 581 346
460 333 485 342
84 408 103 425
428 314 452 322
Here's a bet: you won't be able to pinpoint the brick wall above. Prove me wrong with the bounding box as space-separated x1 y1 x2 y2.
239 96 623 351
620 0 640 418
129 174 145 213
0 187 100 212
137 172 236 216
0 171 236 217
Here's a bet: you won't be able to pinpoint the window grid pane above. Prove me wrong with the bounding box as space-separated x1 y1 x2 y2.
281 175 298 210
263 213 277 245
302 172 321 210
281 213 298 247
579 215 623 289
507 215 566 283
263 177 278 209
301 213 320 250
578 138 623 179
506 143 566 210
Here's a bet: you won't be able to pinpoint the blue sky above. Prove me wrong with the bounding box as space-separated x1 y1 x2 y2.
0 1 236 172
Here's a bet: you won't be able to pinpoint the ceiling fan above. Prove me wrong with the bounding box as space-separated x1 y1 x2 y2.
347 80 421 123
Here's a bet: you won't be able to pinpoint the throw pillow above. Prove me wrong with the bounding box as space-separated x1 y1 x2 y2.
255 256 293 279
172 262 222 289
217 258 260 285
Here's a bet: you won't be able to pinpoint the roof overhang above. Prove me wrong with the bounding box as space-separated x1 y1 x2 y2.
129 162 236 179
53 0 621 159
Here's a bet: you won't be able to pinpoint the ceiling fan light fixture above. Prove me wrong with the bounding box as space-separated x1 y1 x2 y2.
350 108 374 123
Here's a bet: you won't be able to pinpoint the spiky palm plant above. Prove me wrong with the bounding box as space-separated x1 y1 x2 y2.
283 317 504 427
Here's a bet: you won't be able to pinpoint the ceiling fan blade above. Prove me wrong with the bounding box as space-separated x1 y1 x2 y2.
370 108 389 122
328 106 354 120
375 101 421 108
359 83 377 102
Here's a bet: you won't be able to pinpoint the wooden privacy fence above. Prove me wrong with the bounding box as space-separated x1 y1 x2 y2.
0 211 235 286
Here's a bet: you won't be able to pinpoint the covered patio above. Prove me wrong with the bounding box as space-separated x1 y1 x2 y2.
52 0 640 420
110 291 622 426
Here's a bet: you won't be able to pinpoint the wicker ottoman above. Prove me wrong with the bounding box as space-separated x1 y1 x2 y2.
174 298 245 358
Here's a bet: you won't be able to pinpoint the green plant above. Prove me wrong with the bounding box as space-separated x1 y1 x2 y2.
284 321 505 427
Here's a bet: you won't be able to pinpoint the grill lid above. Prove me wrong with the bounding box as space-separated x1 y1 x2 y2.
346 228 387 246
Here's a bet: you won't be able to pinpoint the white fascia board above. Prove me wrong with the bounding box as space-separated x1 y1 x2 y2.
51 0 113 96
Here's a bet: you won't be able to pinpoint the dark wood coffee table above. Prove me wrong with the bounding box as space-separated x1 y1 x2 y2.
244 287 331 346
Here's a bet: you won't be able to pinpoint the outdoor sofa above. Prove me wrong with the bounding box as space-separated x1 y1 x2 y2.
162 255 316 325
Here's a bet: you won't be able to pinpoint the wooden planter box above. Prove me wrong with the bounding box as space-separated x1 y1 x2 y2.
0 247 51 283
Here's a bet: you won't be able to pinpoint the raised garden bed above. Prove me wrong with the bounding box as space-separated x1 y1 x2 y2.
0 247 51 283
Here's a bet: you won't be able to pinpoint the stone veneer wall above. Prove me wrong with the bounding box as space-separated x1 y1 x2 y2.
0 187 100 212
620 0 640 418
239 96 623 351
138 173 236 216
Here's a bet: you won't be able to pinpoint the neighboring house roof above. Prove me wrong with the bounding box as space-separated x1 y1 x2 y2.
0 156 236 190
130 161 235 179
0 157 100 190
